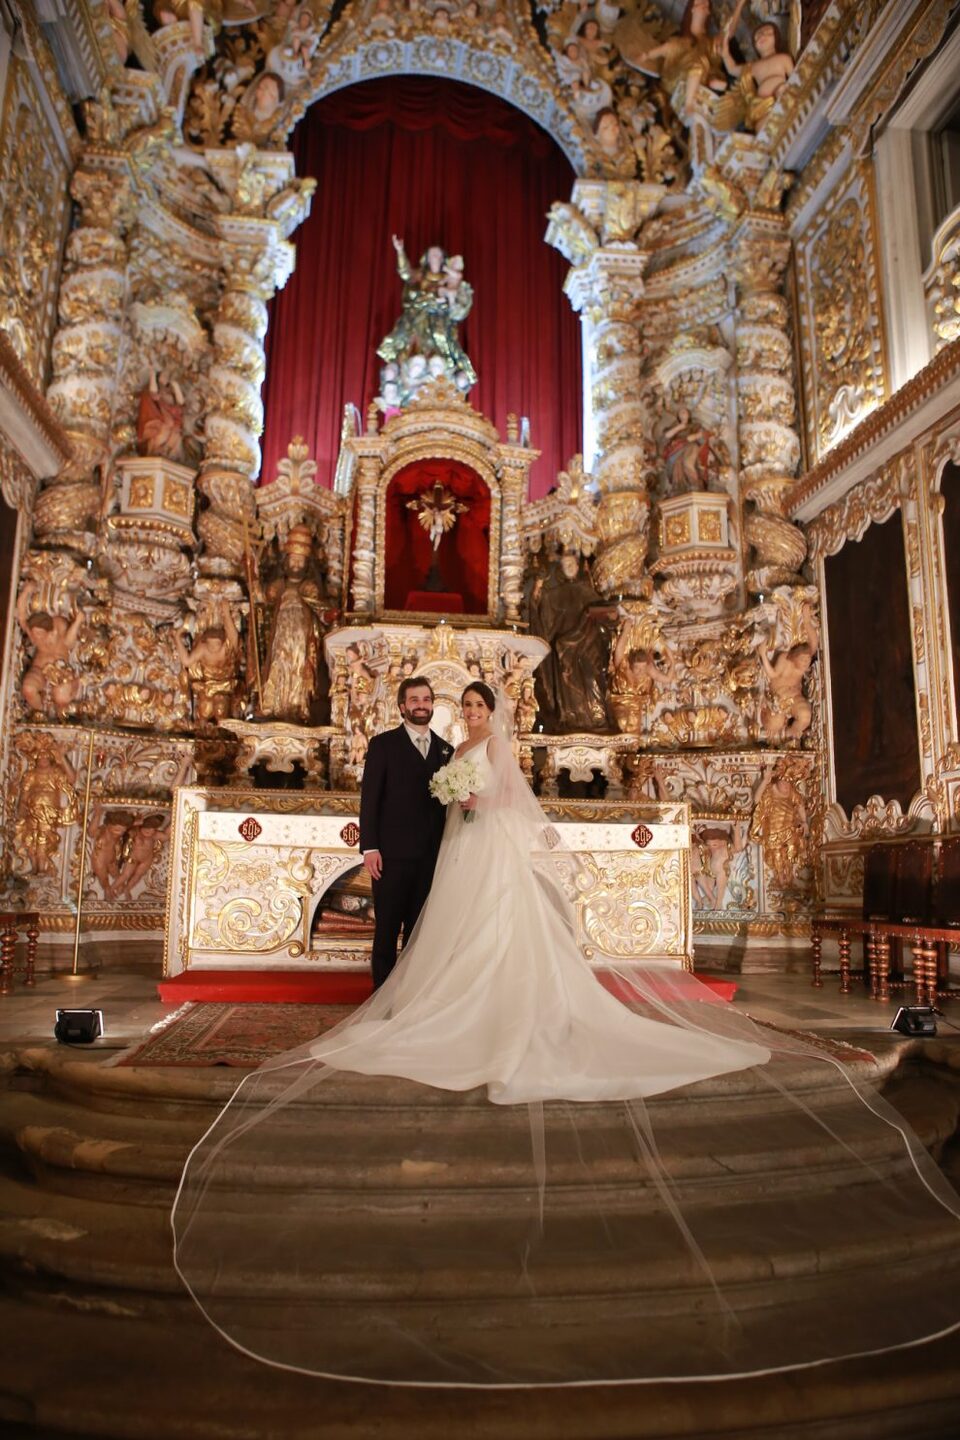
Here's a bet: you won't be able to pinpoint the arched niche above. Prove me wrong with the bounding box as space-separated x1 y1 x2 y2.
382 456 492 616
282 36 589 175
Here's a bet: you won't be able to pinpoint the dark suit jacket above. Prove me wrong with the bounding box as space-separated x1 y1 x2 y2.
359 725 454 860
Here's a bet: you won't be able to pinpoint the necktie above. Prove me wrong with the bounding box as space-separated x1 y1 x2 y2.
418 734 429 759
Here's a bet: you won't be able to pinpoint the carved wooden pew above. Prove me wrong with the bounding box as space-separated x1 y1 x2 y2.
811 838 959 1004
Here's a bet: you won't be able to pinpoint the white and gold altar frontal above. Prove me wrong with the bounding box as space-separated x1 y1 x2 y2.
166 787 692 976
2 0 960 973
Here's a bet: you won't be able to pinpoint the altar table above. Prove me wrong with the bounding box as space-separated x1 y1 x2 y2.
164 787 693 978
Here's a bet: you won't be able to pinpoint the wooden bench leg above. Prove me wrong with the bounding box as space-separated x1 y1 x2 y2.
910 939 927 1005
811 931 823 988
0 921 15 996
24 918 38 989
838 931 852 995
875 932 892 1003
922 943 939 1007
866 931 878 998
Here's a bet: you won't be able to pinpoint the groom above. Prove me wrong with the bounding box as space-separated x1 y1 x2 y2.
360 676 453 988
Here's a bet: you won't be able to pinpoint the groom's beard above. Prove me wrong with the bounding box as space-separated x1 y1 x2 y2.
405 707 432 726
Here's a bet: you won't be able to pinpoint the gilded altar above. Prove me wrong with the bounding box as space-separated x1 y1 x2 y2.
5 0 958 973
165 787 693 975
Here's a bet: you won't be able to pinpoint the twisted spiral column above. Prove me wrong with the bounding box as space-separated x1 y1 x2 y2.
731 218 806 594
42 150 132 551
567 251 655 598
198 222 294 581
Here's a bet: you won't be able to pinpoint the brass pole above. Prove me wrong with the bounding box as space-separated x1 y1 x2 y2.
71 729 96 977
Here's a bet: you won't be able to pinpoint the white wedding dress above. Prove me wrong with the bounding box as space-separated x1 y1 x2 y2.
303 736 770 1102
173 720 960 1387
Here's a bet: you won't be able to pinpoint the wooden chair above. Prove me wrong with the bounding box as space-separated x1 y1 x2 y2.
861 843 902 1000
0 913 40 995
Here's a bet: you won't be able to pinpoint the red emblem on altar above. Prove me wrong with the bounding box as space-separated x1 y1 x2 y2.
238 817 262 843
340 822 360 847
631 823 653 849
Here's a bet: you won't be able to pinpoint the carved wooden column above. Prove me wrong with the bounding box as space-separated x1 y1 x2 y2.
548 183 664 600
349 447 382 616
43 108 133 554
199 229 289 584
730 217 806 595
499 417 537 624
569 250 653 597
197 154 314 588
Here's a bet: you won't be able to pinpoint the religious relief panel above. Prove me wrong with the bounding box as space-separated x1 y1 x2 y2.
0 53 71 390
627 748 816 923
1 723 192 922
795 163 887 462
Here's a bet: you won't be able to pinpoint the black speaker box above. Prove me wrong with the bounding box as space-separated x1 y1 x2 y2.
54 1009 104 1044
890 1005 937 1036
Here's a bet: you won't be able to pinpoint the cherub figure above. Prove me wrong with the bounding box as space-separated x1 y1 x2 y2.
631 0 728 117
173 601 242 727
348 721 369 768
755 603 818 743
430 4 452 35
575 16 614 77
17 585 84 718
113 812 168 899
137 367 187 463
720 1 793 130
489 7 513 46
439 254 464 304
368 0 398 35
286 5 320 61
91 807 134 901
232 71 285 142
152 0 221 57
593 108 637 177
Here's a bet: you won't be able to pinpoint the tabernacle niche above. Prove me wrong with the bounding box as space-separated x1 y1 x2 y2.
942 462 960 717
824 510 921 815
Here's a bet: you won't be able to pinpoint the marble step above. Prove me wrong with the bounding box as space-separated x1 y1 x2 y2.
4 1037 907 1125
2 1287 959 1440
2 1156 958 1314
3 1069 956 1217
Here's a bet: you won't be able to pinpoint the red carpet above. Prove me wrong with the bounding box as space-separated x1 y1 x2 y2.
158 969 736 1005
157 970 374 1005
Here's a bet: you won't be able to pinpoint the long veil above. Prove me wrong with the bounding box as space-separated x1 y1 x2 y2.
172 697 960 1386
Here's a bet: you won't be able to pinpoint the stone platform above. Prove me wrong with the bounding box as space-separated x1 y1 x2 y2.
1 971 959 1437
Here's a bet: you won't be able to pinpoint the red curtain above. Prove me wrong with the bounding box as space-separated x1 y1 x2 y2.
259 77 582 500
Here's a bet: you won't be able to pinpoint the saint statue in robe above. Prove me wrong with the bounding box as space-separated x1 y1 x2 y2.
377 237 476 405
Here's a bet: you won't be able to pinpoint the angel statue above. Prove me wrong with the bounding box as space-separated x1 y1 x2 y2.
377 237 476 406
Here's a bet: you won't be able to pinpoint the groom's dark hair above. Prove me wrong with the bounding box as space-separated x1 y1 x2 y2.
397 675 434 706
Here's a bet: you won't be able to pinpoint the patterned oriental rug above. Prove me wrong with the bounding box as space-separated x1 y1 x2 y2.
120 998 876 1070
119 1003 352 1067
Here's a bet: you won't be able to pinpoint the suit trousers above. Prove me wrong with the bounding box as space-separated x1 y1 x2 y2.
370 854 437 989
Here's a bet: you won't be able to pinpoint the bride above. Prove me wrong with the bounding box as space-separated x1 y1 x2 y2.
173 684 960 1387
297 679 770 1102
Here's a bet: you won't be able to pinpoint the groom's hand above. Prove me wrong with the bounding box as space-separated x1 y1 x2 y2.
363 849 383 880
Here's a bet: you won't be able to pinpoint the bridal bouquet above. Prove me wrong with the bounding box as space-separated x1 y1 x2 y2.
430 756 483 822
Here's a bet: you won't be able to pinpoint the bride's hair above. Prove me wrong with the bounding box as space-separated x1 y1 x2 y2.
461 681 496 712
